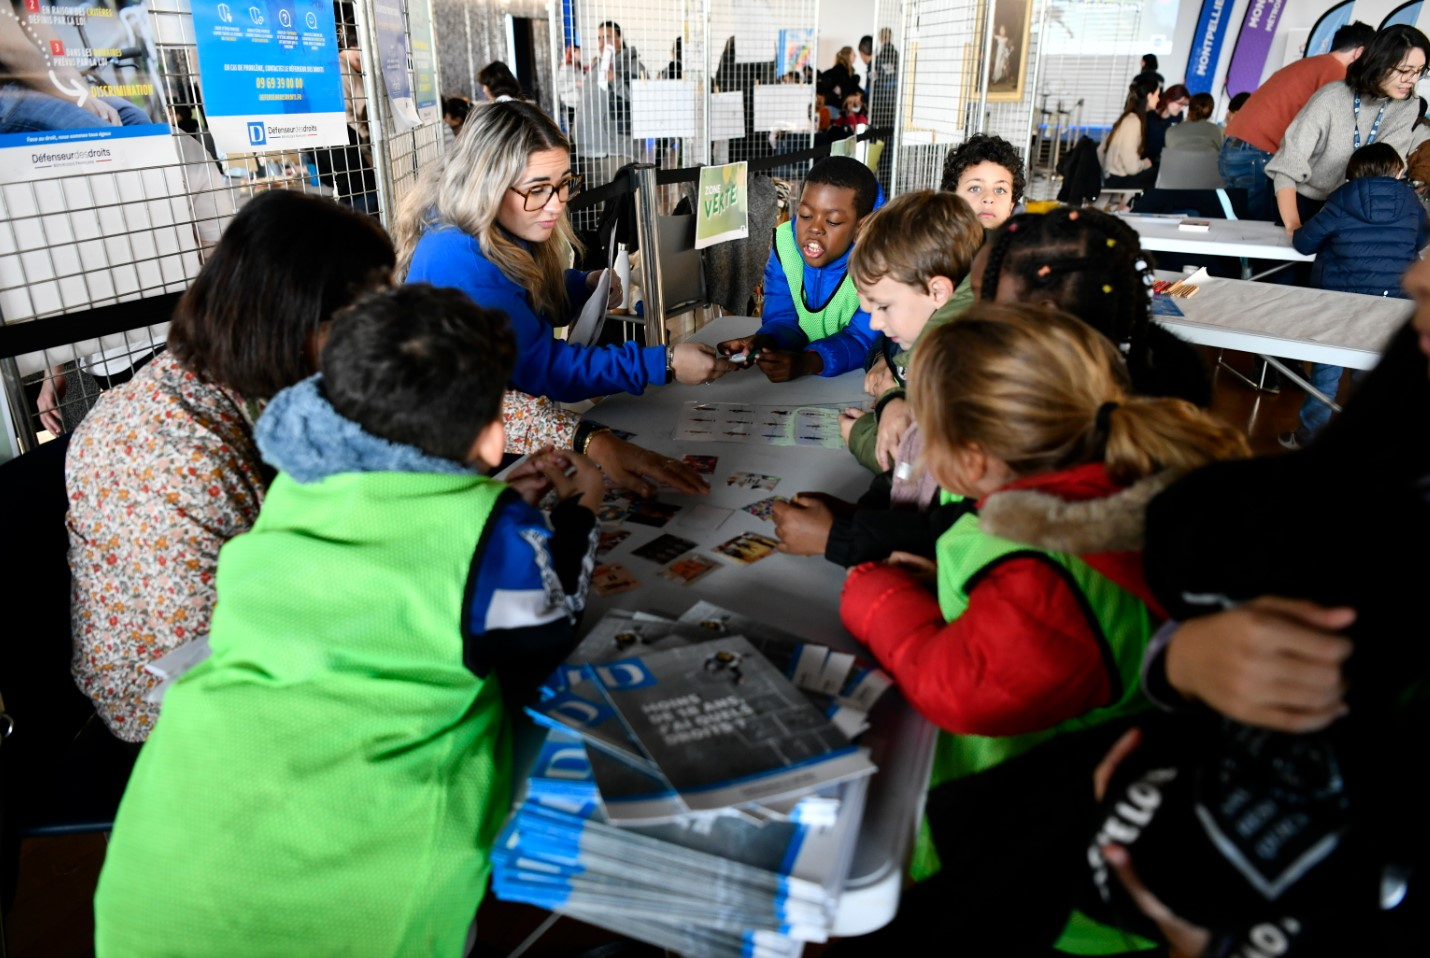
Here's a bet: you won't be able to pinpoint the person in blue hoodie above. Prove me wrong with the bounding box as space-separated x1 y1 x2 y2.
395 100 735 406
717 156 884 381
1282 142 1430 448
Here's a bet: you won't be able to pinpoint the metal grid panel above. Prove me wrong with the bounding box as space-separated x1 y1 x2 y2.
889 0 1043 195
379 0 445 211
1027 0 1149 200
868 0 903 188
1 0 406 444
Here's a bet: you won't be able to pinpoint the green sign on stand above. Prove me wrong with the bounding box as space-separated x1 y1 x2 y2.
695 162 749 250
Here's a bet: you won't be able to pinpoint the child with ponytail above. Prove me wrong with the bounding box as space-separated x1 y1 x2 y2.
838 303 1246 954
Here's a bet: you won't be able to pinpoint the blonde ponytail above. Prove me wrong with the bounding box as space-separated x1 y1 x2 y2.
910 303 1247 484
1100 398 1249 485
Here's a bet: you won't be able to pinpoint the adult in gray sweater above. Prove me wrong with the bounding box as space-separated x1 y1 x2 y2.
1267 24 1430 234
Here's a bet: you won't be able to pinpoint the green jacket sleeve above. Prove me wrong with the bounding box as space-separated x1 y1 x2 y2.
847 410 883 474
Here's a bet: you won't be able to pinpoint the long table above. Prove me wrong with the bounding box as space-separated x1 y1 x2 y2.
1152 270 1412 405
1117 212 1311 262
529 315 937 937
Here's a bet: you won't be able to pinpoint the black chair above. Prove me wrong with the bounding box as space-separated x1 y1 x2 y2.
0 436 136 931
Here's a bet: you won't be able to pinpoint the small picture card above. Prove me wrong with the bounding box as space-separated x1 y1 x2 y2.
598 489 635 524
713 531 779 565
740 496 788 522
596 529 631 558
632 533 698 565
591 563 640 596
726 471 780 492
660 554 721 585
626 499 682 528
682 454 719 476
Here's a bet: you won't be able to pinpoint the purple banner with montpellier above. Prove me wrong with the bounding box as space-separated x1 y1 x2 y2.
1185 0 1232 95
1224 0 1286 101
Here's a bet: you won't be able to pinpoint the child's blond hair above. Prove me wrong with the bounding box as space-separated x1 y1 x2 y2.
909 303 1248 486
848 190 984 292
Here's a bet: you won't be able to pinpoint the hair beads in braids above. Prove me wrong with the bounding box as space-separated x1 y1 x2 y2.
979 208 1212 407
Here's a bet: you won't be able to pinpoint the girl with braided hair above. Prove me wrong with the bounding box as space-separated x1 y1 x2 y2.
973 207 1212 407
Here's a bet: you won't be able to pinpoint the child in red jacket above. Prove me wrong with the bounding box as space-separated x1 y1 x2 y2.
838 302 1247 950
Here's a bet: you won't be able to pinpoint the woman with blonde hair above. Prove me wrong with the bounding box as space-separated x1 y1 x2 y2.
820 45 860 104
397 99 732 492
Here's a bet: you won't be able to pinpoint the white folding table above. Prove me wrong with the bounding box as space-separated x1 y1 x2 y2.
1118 212 1312 281
521 315 937 938
1152 271 1411 407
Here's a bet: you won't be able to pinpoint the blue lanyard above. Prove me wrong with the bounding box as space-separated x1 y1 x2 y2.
1353 95 1386 149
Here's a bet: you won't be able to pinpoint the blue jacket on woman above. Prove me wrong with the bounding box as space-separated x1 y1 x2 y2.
406 226 667 402
1293 176 1430 299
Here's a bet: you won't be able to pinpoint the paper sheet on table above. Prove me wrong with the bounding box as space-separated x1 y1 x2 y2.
673 401 844 448
568 269 611 347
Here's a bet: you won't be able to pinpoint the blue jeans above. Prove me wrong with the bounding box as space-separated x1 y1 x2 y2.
0 82 151 134
1297 363 1346 437
1218 137 1275 222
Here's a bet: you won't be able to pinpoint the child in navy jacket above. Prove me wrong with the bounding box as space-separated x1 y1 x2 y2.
1284 142 1430 447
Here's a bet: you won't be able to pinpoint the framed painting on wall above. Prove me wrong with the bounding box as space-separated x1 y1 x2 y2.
985 0 1033 103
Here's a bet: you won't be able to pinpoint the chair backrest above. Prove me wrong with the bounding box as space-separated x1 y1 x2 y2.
655 212 706 317
1156 149 1226 190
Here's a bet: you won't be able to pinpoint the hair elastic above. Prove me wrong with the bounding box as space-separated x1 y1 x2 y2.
1095 401 1119 433
1106 238 1117 247
1067 210 1079 221
1037 264 1053 277
1102 284 1113 294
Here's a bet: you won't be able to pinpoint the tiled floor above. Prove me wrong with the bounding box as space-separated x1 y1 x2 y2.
2 346 1313 958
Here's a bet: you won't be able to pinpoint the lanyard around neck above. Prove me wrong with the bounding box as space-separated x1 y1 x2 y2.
1353 95 1387 150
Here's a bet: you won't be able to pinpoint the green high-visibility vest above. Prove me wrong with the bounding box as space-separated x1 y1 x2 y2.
772 220 862 342
914 502 1159 955
96 470 511 957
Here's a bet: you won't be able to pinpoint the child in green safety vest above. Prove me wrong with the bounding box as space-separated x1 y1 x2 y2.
837 303 1248 955
717 155 882 381
94 284 605 958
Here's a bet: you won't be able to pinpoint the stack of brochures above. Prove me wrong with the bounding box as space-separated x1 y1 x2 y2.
491 604 890 956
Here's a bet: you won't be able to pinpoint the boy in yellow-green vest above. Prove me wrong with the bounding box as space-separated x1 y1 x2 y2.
94 285 604 958
718 155 882 381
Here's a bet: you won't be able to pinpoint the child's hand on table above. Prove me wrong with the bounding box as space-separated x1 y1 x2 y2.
839 407 865 444
715 333 773 368
772 493 838 555
864 360 897 398
504 445 557 504
754 348 822 382
526 449 605 512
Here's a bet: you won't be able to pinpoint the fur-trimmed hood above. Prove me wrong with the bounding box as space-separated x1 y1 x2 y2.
977 466 1178 555
975 462 1177 618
